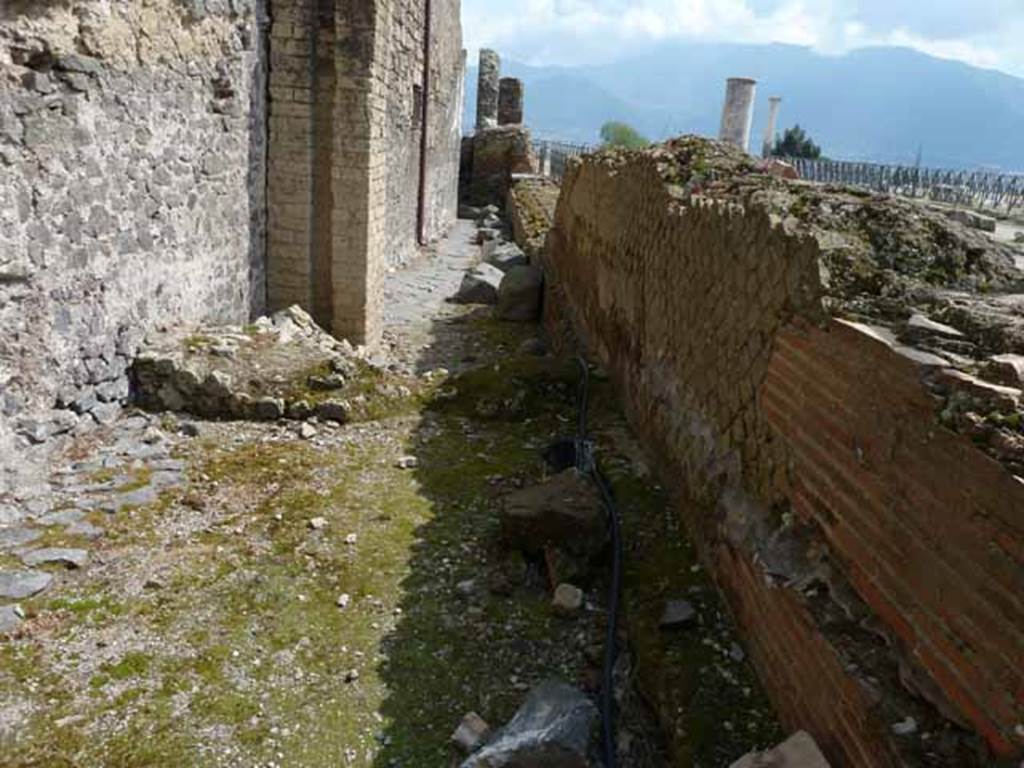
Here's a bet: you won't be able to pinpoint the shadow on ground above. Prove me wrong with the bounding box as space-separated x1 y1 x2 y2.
372 308 782 767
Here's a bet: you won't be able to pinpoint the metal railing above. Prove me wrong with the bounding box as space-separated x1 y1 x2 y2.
527 138 1024 215
783 157 1024 214
533 140 596 180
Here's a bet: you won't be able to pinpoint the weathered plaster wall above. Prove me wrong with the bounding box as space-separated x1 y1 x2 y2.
266 0 462 345
0 0 268 495
543 145 1024 765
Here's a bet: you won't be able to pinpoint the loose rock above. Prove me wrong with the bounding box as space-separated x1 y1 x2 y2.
660 599 697 629
0 570 53 599
552 583 584 616
460 680 598 768
452 712 492 754
496 265 543 322
453 264 505 305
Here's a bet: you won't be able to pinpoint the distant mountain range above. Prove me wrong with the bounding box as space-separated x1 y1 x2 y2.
463 43 1024 172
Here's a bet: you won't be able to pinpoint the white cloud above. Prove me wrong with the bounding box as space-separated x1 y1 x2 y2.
462 0 1024 77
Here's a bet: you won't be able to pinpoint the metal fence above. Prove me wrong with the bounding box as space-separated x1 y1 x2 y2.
784 157 1024 214
533 140 595 180
528 139 1024 214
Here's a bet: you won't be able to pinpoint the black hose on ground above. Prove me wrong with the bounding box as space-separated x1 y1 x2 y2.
572 355 623 768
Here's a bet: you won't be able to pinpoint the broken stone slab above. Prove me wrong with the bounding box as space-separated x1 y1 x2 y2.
453 264 505 305
984 353 1024 388
67 522 104 540
931 368 1021 412
497 265 544 322
0 526 42 550
452 712 492 754
905 313 963 339
485 241 529 273
101 485 160 513
460 680 598 768
20 548 89 569
0 570 53 599
729 730 831 768
35 509 87 527
501 469 607 559
0 604 23 635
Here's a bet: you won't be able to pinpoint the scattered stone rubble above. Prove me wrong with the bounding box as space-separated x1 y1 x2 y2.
451 204 545 324
132 305 392 424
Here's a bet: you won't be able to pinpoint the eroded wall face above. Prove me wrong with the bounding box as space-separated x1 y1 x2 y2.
0 0 268 493
545 154 1024 765
267 0 463 344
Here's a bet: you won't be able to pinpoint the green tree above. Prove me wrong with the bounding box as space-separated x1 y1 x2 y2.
772 125 822 159
599 121 650 149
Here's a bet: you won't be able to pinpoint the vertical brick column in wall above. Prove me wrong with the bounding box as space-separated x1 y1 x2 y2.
330 0 387 347
267 0 317 314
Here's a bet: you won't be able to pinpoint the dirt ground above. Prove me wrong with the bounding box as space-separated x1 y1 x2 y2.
0 221 780 767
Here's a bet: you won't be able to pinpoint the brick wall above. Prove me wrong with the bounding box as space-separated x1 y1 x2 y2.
764 318 1024 758
266 0 463 345
544 148 1024 765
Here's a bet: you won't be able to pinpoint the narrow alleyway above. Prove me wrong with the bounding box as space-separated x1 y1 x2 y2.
0 220 780 767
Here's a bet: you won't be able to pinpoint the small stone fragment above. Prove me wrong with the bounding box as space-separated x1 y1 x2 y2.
552 583 584 616
336 593 351 609
451 712 491 754
730 731 832 768
308 517 328 531
395 455 418 469
345 669 360 683
0 604 23 636
660 599 696 629
298 422 318 440
317 400 349 424
891 716 918 736
344 533 358 545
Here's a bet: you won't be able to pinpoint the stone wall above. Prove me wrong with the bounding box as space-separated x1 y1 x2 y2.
0 0 268 495
543 139 1024 765
266 0 463 345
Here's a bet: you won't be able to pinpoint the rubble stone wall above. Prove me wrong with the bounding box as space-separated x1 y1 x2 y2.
0 0 268 493
545 150 1024 764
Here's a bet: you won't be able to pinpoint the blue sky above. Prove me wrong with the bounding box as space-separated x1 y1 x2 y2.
462 0 1024 77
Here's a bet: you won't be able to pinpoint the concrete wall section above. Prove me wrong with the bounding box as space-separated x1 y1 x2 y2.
0 0 268 494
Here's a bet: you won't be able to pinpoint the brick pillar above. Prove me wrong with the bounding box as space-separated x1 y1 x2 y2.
497 77 523 125
476 48 500 130
267 0 317 314
266 0 385 348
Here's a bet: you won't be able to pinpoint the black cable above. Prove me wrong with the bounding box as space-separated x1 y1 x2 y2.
573 355 623 768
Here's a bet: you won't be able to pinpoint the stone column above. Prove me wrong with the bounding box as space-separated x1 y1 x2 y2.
762 96 782 158
476 49 500 131
540 142 552 177
718 77 757 153
498 77 524 125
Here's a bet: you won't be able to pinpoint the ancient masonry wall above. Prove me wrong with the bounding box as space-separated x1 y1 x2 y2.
0 0 269 494
544 153 1024 765
266 0 463 346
